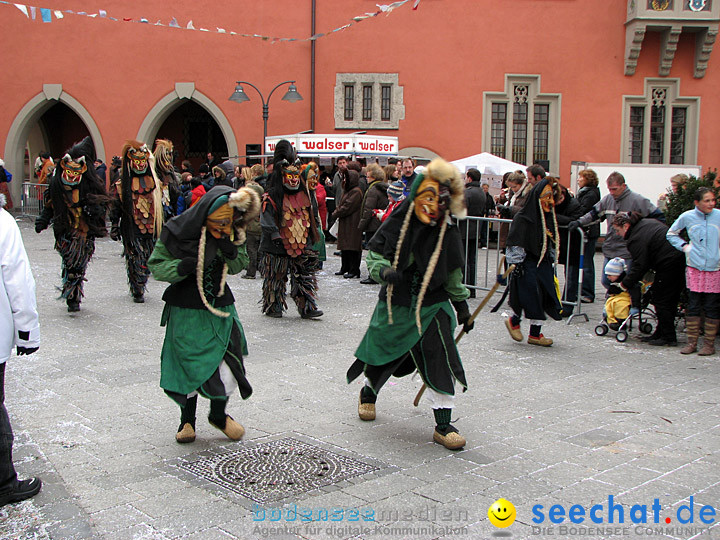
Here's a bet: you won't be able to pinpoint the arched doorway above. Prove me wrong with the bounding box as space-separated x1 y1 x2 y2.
136 83 238 175
155 101 229 174
32 102 91 161
3 85 105 210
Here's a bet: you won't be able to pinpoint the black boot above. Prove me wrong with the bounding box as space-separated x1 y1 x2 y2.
176 396 197 443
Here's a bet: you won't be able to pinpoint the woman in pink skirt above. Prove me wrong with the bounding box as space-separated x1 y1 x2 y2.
667 187 720 355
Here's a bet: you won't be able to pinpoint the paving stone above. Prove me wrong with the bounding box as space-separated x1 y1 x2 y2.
6 224 720 538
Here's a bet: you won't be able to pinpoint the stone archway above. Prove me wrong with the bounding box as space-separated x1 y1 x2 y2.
3 84 105 206
399 146 440 162
136 83 238 165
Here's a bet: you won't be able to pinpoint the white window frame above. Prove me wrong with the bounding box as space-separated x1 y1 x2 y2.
334 73 405 130
621 77 700 165
483 74 561 173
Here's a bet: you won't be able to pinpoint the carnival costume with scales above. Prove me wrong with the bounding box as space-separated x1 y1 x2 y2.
259 140 323 319
109 140 163 303
148 185 260 443
34 136 109 312
346 159 474 450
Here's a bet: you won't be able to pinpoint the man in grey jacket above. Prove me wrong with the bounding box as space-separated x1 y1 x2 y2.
568 171 662 291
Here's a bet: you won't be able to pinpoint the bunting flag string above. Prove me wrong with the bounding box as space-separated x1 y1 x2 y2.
3 0 419 38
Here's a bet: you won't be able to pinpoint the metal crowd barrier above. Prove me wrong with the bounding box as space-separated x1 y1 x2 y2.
21 182 47 218
457 216 590 325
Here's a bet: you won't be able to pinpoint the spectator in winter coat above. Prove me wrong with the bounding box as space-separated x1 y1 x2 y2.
93 159 107 183
332 170 364 279
612 212 685 347
569 172 663 290
358 164 389 284
667 187 720 355
212 166 234 188
574 169 602 303
458 169 486 297
553 183 585 305
497 171 532 250
189 177 206 208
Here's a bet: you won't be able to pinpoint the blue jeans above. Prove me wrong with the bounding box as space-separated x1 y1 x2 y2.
0 363 18 495
564 236 599 303
582 237 598 301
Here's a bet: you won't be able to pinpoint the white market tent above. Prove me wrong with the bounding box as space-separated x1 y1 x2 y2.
450 152 526 176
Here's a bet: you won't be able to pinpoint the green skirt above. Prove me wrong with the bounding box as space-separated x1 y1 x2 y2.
349 300 467 395
160 304 250 400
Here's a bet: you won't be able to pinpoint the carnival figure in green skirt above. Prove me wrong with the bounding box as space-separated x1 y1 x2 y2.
148 185 260 443
347 159 474 450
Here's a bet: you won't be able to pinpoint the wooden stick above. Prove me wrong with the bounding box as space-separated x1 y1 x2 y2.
413 257 515 407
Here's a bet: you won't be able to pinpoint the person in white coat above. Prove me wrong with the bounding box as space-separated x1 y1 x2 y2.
0 193 42 507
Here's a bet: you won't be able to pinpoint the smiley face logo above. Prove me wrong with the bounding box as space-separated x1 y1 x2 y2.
488 498 516 528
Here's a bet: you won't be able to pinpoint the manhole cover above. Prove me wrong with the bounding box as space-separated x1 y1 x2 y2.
178 437 381 503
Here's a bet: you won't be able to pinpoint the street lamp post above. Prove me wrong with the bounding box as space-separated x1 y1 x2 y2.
228 80 303 160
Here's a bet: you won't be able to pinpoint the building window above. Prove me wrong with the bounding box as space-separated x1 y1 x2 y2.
381 85 392 121
344 85 354 121
629 106 645 163
671 107 687 164
362 85 373 121
533 104 549 165
334 74 405 129
622 78 699 165
511 101 528 165
483 75 561 173
649 105 665 164
490 103 507 157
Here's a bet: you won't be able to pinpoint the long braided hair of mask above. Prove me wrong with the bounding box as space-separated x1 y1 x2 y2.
414 217 448 335
386 201 414 325
536 191 561 267
196 225 230 318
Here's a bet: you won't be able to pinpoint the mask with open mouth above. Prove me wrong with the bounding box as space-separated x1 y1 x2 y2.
60 155 87 187
127 146 149 175
282 165 301 191
413 177 450 225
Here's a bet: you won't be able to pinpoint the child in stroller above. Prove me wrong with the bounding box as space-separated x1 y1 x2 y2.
595 258 655 342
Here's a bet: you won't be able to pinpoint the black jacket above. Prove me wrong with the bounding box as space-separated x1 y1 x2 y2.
576 186 601 239
460 181 486 239
555 194 584 265
622 218 685 290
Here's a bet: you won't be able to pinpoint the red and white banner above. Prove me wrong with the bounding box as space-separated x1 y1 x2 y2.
266 134 398 157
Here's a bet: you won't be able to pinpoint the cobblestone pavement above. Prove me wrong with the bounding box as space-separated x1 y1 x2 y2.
3 215 720 540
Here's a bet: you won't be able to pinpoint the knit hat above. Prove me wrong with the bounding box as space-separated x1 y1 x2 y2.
387 180 404 201
199 164 209 174
604 257 626 277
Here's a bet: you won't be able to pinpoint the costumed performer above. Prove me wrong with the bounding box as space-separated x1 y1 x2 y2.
502 177 563 346
347 158 474 451
34 136 109 312
109 140 163 303
259 140 323 319
303 162 327 268
148 185 260 443
153 139 182 221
